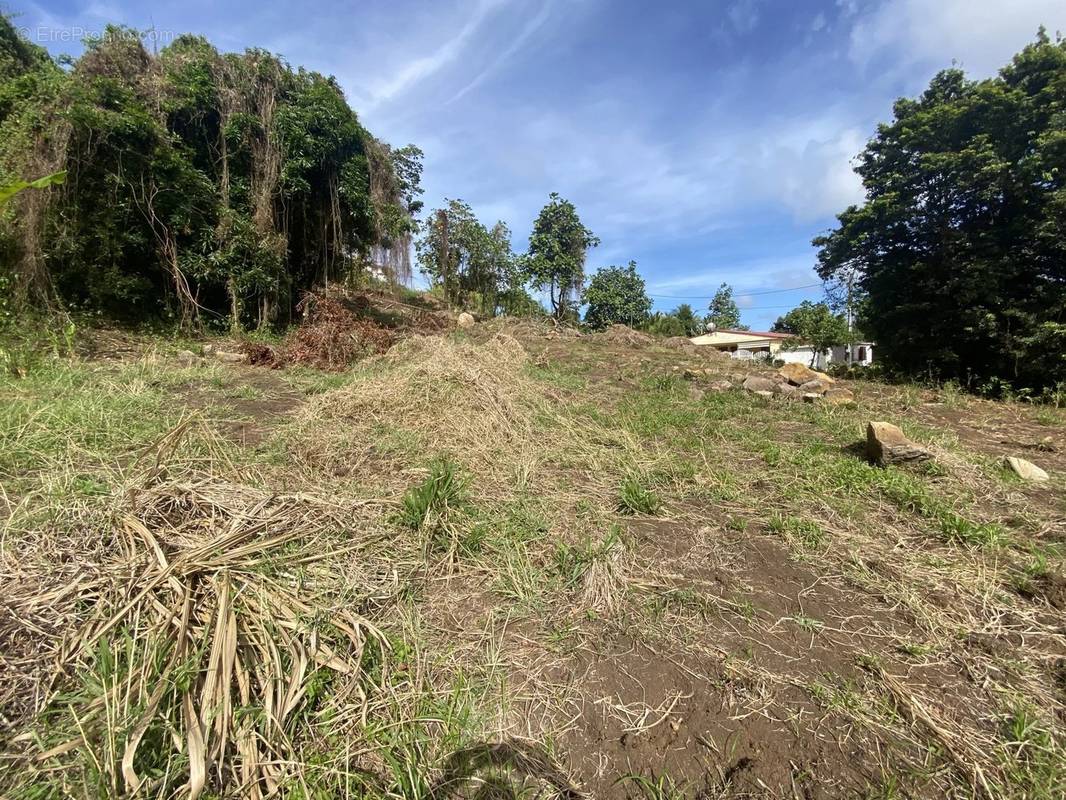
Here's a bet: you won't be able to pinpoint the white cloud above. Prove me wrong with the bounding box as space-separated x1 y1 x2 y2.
849 0 1066 79
363 0 510 107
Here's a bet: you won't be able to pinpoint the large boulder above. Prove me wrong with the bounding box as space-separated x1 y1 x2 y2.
866 422 932 466
457 312 476 329
1004 456 1049 482
772 381 797 397
742 375 777 394
779 362 834 387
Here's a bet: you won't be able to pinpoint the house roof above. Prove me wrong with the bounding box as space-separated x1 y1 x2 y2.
715 328 793 340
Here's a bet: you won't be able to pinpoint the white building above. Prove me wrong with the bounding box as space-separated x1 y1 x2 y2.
689 328 873 369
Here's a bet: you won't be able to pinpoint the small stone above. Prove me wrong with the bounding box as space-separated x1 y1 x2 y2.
802 392 821 403
214 350 247 364
1004 456 1049 482
742 375 777 393
457 312 475 328
707 379 733 392
823 387 855 406
866 421 932 466
753 390 773 399
688 387 705 401
683 368 701 381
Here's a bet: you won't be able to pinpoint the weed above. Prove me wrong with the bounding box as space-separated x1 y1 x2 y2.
618 475 661 515
616 772 688 800
399 458 469 537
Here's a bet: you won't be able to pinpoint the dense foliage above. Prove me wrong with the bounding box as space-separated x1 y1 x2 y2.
814 31 1066 393
0 18 420 329
416 199 531 316
526 193 599 320
772 300 850 364
581 261 652 330
645 303 704 337
705 283 746 331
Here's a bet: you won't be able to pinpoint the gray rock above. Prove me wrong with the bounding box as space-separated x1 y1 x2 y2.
1004 456 1049 482
798 378 831 395
772 381 797 396
175 349 200 367
742 375 777 393
752 390 774 399
866 421 932 466
707 379 733 392
802 392 821 403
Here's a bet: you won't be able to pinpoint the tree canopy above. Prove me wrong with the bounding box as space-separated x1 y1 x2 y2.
416 200 522 315
581 261 652 330
814 30 1066 393
0 18 420 329
526 193 599 320
705 283 746 331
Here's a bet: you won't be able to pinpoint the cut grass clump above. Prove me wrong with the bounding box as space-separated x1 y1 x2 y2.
618 475 660 515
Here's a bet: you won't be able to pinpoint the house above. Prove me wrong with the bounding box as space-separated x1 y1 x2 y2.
689 328 874 369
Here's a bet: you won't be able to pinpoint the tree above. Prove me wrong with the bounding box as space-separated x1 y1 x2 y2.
416 201 517 314
525 193 599 320
772 301 850 365
813 32 1066 392
0 17 417 327
582 261 652 330
705 283 746 331
672 303 704 336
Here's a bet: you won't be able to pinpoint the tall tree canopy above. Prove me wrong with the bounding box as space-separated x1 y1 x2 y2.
581 261 652 330
705 283 746 331
814 31 1066 392
525 193 598 320
0 19 419 329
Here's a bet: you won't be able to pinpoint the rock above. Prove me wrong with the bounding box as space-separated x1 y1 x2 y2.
742 375 777 393
1004 456 1049 482
823 388 856 406
683 368 702 381
214 350 247 364
772 381 797 396
457 312 476 328
798 378 832 395
175 349 200 367
778 362 834 386
752 390 773 399
866 421 932 466
707 379 733 392
802 392 821 403
688 387 705 401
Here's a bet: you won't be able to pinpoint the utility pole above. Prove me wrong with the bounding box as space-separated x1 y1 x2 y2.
845 270 855 363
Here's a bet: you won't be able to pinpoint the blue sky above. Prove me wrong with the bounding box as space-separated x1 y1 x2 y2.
10 0 1066 329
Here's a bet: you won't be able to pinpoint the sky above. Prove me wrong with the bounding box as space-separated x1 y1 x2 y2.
9 0 1066 329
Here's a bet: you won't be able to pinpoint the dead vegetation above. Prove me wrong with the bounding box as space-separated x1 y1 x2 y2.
2 305 1065 799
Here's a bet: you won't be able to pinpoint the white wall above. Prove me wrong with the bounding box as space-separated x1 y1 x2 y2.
777 347 829 370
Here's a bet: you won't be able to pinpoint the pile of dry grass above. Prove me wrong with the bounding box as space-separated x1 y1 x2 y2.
596 324 654 346
4 471 400 798
290 334 544 485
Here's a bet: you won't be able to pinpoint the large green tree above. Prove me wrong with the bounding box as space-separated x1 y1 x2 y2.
772 300 850 365
525 192 598 320
705 283 746 331
582 261 652 330
814 30 1066 392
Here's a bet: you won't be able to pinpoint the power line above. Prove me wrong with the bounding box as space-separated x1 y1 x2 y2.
646 282 821 300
